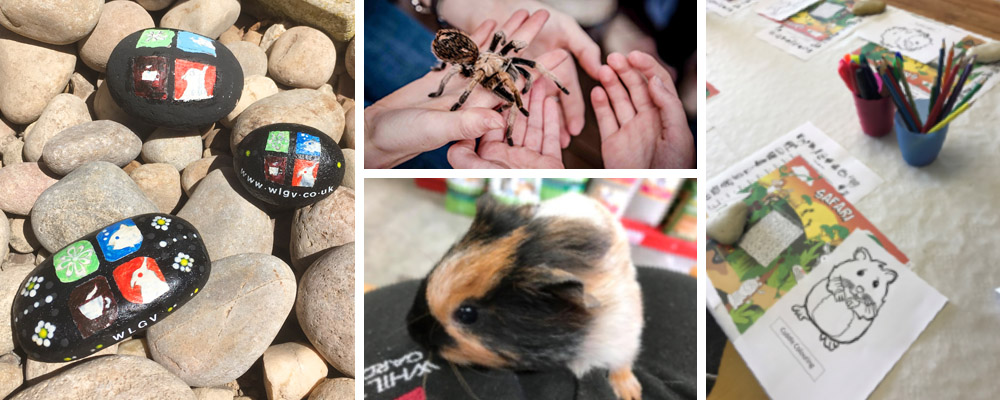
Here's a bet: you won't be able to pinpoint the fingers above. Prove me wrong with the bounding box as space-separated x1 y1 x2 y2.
648 76 686 137
565 22 603 79
496 10 530 43
523 80 548 152
470 19 499 47
627 51 677 97
608 52 653 112
542 97 562 160
447 139 502 169
590 87 619 140
506 10 550 51
560 130 571 148
648 76 695 169
598 65 635 122
554 57 584 135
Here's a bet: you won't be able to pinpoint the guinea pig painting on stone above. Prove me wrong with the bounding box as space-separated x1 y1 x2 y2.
406 194 645 400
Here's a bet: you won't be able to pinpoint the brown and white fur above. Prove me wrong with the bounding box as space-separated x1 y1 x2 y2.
407 194 644 399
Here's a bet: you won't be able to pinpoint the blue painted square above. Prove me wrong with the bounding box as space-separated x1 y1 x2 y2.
176 31 217 56
97 219 143 262
295 133 322 156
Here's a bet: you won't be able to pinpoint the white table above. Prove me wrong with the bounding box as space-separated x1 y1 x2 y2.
708 8 1000 399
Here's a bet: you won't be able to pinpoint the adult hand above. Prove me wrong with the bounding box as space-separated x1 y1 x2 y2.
364 11 550 168
591 52 695 169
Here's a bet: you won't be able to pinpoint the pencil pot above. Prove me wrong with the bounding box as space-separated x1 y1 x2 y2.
853 95 894 137
895 99 948 167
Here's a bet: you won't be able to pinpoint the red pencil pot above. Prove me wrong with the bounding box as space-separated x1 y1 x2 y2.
853 96 895 137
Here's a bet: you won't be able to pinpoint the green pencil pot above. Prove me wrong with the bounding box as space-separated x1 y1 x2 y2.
895 99 948 167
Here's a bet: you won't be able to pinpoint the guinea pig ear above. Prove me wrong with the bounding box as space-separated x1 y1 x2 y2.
463 196 536 243
520 266 594 310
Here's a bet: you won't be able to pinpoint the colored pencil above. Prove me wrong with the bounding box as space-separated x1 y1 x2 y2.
883 64 920 128
953 81 983 111
941 55 976 119
895 52 917 114
930 40 945 107
880 67 918 132
923 53 960 132
927 101 974 134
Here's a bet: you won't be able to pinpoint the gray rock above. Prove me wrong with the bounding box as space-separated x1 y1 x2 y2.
69 72 96 101
135 0 176 11
258 23 286 53
222 75 279 128
117 338 152 359
218 25 244 45
297 243 354 375
24 344 118 382
161 0 241 39
267 26 337 89
0 136 21 167
707 201 749 245
31 161 157 252
180 155 232 196
41 120 142 175
262 342 328 400
177 169 272 261
0 0 102 45
0 264 35 354
13 355 195 400
309 378 354 400
22 94 92 162
0 26 77 124
94 80 156 137
291 187 354 269
193 387 237 400
341 149 354 190
0 162 60 216
244 0 354 41
142 127 204 171
78 0 155 72
0 210 7 261
231 89 344 153
0 354 21 399
225 41 268 77
130 163 183 213
8 216 40 253
970 42 1000 64
148 253 296 387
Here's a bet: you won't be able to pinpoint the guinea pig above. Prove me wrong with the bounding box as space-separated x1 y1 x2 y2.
407 193 644 400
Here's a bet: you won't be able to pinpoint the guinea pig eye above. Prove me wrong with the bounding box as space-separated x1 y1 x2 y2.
857 270 865 277
454 305 478 325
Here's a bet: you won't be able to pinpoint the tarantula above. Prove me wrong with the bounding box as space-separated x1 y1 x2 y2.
428 28 569 146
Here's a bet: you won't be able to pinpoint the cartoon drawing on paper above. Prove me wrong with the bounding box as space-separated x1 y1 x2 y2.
880 27 932 52
792 246 897 350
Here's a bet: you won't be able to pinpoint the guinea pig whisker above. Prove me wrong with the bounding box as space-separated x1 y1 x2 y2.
450 360 484 400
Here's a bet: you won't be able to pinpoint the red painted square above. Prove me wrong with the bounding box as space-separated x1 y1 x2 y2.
292 159 318 188
396 387 426 400
113 257 169 304
173 59 216 101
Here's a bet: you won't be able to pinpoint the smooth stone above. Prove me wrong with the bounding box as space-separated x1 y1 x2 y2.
142 127 204 171
0 162 60 216
148 253 295 387
290 187 354 269
341 149 354 190
13 355 196 400
136 0 176 11
0 210 7 261
222 75 279 128
309 378 354 400
118 337 152 358
161 0 241 39
23 94 93 162
177 169 272 260
41 121 141 176
0 0 102 45
0 264 33 354
852 0 886 16
78 0 155 73
262 342 328 400
130 163 183 213
231 89 344 153
345 38 354 79
7 252 35 266
0 354 21 399
106 28 244 130
69 72 97 101
258 23 286 53
10 216 41 253
193 387 238 400
94 80 156 137
243 23 263 47
218 25 244 45
970 42 1000 64
247 0 355 41
707 201 749 245
0 27 77 125
24 344 117 381
340 100 354 149
297 243 353 375
180 155 232 195
0 134 21 166
31 162 158 252
13 213 210 362
234 123 346 209
267 26 336 89
226 41 268 77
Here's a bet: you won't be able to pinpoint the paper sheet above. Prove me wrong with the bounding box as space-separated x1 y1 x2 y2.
757 0 823 22
855 11 968 64
706 122 882 214
756 0 862 59
707 82 720 99
734 231 946 400
708 0 760 16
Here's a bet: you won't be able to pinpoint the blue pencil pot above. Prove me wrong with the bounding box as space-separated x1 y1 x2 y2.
895 99 948 167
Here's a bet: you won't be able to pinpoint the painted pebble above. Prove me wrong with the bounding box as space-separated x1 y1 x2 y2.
106 28 243 129
234 123 345 209
11 214 210 362
851 0 886 16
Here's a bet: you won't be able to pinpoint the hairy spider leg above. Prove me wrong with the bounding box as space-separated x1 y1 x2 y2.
496 102 516 146
431 61 448 72
500 40 527 56
511 57 570 95
450 69 486 111
513 65 533 94
489 31 506 53
497 70 528 116
428 64 461 98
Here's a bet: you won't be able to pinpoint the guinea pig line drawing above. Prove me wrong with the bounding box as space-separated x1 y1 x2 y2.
407 194 645 400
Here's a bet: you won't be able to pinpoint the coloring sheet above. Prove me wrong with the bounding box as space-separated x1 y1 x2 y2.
707 157 905 334
733 231 946 400
756 0 862 59
708 0 760 17
855 11 967 64
707 82 720 99
706 122 882 215
757 0 823 22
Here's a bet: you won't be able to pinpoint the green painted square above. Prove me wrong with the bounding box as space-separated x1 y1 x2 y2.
54 240 100 283
136 29 175 49
265 131 290 152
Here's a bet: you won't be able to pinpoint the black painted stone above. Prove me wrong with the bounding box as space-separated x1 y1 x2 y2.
106 28 243 129
11 214 210 362
234 123 345 209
